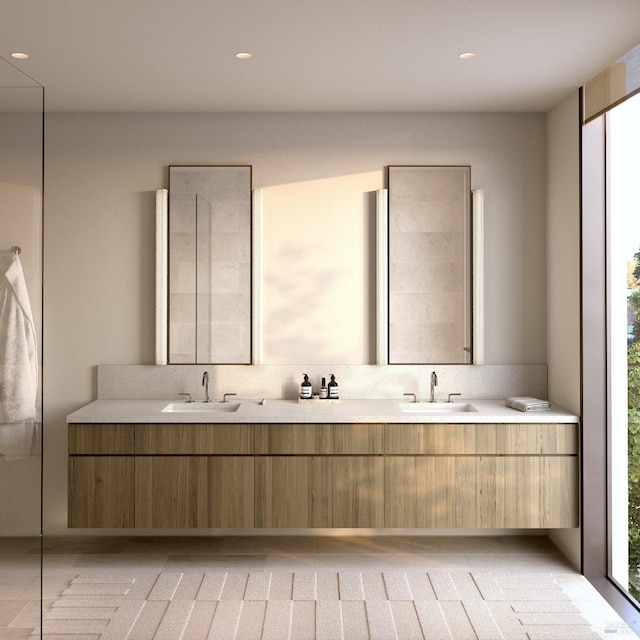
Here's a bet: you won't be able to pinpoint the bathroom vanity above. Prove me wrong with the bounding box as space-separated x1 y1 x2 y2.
67 399 579 530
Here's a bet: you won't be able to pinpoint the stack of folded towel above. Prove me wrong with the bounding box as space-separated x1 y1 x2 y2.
505 397 551 412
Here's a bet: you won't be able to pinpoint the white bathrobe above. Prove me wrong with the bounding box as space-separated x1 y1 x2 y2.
0 254 38 460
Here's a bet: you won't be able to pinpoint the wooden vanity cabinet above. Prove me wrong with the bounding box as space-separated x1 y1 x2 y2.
254 423 384 455
135 424 253 455
68 423 254 528
133 423 255 528
384 455 577 528
383 423 579 528
254 424 385 528
68 425 135 528
68 421 578 530
134 455 254 528
254 455 384 528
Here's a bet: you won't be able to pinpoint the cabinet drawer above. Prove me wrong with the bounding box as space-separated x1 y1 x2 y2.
384 455 578 528
135 456 209 528
135 424 254 454
69 424 134 455
68 456 134 527
255 456 384 528
255 423 384 454
384 423 578 455
133 455 255 528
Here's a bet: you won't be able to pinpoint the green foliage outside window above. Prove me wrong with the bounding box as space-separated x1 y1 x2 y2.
630 255 640 600
629 342 640 600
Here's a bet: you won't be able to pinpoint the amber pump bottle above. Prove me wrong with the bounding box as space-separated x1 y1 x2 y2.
328 374 339 399
300 374 312 399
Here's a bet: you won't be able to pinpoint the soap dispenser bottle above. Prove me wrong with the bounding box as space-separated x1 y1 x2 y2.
328 374 339 399
300 374 312 399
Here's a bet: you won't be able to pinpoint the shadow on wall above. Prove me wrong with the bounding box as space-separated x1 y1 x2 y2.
262 173 379 365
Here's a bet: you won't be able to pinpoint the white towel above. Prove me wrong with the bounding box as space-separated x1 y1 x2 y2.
0 420 35 460
0 254 38 459
505 396 551 412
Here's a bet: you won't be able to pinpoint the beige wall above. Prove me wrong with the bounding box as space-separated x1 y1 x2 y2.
43 112 548 533
262 171 380 364
546 92 582 568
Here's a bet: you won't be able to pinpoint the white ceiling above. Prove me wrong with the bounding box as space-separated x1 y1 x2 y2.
2 0 640 113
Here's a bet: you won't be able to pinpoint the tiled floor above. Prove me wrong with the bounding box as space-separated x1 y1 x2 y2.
0 534 637 639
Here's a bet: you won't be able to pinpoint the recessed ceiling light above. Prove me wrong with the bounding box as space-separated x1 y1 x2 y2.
458 52 476 60
235 52 253 59
10 52 29 60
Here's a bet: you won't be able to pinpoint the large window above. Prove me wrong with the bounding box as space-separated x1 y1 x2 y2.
608 92 640 601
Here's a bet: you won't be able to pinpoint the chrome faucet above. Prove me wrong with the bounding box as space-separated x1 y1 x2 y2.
202 371 211 403
430 371 438 402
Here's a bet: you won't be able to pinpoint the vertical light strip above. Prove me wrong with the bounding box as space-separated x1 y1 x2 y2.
376 189 388 365
252 189 264 365
155 188 168 365
472 189 485 365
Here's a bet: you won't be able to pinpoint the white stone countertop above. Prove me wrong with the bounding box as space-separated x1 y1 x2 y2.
67 398 579 424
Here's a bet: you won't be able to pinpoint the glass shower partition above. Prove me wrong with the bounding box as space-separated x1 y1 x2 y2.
0 58 44 638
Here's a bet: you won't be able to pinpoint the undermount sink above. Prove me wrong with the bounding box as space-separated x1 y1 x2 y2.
399 402 477 413
162 402 241 413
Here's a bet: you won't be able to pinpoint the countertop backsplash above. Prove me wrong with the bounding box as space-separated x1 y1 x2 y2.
97 364 547 403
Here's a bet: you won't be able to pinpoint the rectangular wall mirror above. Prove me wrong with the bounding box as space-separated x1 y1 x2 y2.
157 165 482 366
168 165 252 363
387 165 472 364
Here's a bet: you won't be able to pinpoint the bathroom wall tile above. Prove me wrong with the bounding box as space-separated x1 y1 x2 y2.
174 259 196 294
210 202 249 234
390 291 464 324
168 194 195 234
211 233 250 264
168 322 195 362
389 320 467 364
207 293 250 324
390 232 458 264
169 294 195 322
389 200 464 233
390 261 464 294
207 324 251 363
209 263 241 294
170 232 195 264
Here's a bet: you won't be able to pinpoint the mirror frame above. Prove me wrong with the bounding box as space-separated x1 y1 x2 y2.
163 165 253 364
155 170 483 366
385 165 483 365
